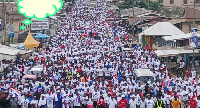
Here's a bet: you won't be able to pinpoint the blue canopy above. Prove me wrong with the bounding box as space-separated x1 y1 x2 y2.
34 34 50 39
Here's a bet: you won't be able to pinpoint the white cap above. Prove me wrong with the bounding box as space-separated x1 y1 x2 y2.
57 90 60 92
122 94 125 97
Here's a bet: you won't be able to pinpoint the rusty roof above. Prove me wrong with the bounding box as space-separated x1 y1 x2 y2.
184 7 200 22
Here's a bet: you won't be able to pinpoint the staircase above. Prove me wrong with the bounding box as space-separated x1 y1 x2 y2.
18 31 28 43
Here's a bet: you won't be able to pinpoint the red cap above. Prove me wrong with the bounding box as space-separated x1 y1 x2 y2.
29 94 32 96
2 94 5 98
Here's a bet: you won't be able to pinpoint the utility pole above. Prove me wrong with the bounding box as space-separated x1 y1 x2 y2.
1 0 6 44
193 0 196 26
192 1 196 69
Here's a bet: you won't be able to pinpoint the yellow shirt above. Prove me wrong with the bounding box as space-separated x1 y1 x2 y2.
172 100 181 108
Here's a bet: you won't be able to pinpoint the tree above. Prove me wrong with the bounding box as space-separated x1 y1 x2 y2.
118 0 162 11
145 1 162 11
161 6 184 18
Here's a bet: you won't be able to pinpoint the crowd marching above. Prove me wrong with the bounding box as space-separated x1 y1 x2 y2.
0 0 200 108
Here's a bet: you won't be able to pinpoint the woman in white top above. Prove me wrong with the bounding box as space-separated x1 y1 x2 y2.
38 94 47 108
87 93 94 108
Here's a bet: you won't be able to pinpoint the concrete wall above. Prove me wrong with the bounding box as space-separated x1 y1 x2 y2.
151 0 197 7
11 19 30 43
182 22 190 33
182 22 200 33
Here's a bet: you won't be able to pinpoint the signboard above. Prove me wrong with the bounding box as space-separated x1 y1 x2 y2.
189 36 198 48
31 18 49 30
190 28 198 48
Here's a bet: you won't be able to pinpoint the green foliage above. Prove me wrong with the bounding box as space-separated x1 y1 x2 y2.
118 0 162 11
161 6 184 17
145 1 162 11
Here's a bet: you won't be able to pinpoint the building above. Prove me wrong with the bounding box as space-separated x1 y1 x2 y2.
168 7 200 33
0 2 30 44
151 0 200 7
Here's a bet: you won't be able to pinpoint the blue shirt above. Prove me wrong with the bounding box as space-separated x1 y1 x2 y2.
56 94 62 106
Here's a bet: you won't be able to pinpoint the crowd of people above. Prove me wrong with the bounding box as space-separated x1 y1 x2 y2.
0 0 200 108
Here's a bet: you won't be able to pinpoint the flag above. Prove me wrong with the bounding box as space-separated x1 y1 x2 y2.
162 77 168 87
119 59 122 65
1 85 6 91
113 74 118 85
150 50 156 56
10 88 20 97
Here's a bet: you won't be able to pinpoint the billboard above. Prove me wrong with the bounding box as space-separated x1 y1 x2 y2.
189 36 198 48
31 18 49 30
190 28 198 48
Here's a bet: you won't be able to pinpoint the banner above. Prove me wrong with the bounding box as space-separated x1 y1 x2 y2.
31 18 49 30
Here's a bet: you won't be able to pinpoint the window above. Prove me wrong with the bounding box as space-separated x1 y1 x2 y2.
196 0 200 3
170 0 174 4
158 0 163 3
183 0 188 4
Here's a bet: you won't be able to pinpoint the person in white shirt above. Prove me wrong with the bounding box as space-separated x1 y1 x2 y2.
87 93 94 108
45 91 54 108
38 94 47 108
129 97 137 108
145 95 154 108
197 96 200 108
73 93 81 108
62 94 69 108
139 97 146 108
81 93 88 108
31 96 39 108
92 88 100 108
108 96 117 108
21 95 29 108
191 68 197 79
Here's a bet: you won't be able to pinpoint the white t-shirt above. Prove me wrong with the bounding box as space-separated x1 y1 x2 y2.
87 98 93 105
38 98 46 106
145 99 154 108
129 99 137 108
197 100 200 108
45 94 54 106
73 96 81 106
108 99 117 108
81 96 88 105
92 91 100 101
31 100 38 108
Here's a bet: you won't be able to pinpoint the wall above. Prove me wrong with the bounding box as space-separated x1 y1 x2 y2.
182 22 190 33
12 19 30 43
151 0 196 7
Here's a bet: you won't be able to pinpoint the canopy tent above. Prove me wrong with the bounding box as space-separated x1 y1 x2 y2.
163 33 200 41
34 34 50 39
0 45 33 61
9 43 25 49
0 48 19 55
0 54 16 61
138 22 185 36
154 49 199 57
24 31 40 47
0 45 32 55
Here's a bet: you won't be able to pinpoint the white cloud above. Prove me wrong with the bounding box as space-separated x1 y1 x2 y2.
18 0 63 19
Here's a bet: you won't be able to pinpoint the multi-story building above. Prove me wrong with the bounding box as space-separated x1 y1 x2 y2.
0 2 30 44
151 0 200 7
